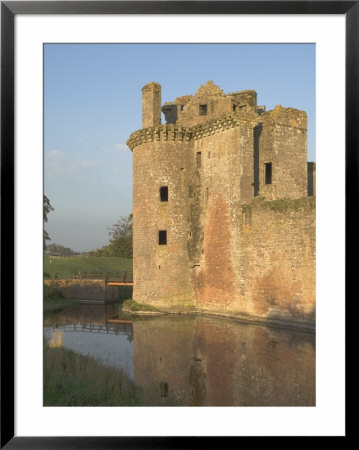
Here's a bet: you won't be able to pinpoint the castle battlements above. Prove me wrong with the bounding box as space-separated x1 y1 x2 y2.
127 105 307 150
127 112 258 150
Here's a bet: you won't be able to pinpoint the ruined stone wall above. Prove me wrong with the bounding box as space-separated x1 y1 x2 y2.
258 106 308 200
193 195 315 326
142 82 161 129
191 124 254 310
177 97 232 126
232 197 316 325
44 279 118 301
177 81 231 126
229 90 257 112
132 139 195 309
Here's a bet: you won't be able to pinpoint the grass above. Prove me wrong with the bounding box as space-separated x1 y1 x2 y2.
44 297 78 313
44 255 133 279
122 299 161 313
44 346 177 406
43 255 134 306
43 284 78 312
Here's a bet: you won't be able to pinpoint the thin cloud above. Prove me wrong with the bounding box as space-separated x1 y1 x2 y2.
115 143 128 152
45 157 99 176
46 149 65 161
77 161 98 169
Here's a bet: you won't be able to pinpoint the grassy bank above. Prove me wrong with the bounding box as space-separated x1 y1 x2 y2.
44 255 133 279
44 346 177 406
122 299 161 313
43 284 78 312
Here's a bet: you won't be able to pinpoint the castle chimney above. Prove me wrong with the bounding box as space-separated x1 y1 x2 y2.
142 82 161 128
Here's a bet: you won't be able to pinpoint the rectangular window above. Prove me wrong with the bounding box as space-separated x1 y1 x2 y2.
160 186 168 202
265 162 272 185
196 152 202 168
199 104 207 116
159 230 167 245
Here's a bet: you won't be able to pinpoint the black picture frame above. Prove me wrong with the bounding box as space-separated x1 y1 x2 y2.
1 1 354 447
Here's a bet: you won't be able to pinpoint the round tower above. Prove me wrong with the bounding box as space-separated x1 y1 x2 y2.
130 134 196 309
129 82 196 309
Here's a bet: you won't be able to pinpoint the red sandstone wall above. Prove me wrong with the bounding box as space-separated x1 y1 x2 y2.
192 124 256 311
235 198 316 325
195 197 315 326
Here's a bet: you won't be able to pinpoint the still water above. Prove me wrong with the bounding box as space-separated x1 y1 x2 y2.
44 302 315 406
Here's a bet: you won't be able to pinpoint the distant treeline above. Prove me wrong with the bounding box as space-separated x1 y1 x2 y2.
44 213 133 259
45 243 81 256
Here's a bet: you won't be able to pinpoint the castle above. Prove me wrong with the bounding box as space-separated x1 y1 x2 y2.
127 81 316 328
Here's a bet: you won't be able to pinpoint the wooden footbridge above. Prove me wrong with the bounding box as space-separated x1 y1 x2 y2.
105 270 133 286
50 271 133 286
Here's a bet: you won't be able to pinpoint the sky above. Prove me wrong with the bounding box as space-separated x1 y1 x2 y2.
44 43 315 252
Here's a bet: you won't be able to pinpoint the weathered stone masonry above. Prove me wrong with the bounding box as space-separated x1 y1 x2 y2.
127 81 316 327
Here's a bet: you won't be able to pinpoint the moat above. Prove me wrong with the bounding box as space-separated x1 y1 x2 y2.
44 301 315 406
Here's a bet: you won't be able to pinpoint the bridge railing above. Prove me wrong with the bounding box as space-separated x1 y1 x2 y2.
49 271 133 282
46 322 134 336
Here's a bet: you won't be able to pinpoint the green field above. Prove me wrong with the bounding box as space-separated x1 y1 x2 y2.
44 255 132 279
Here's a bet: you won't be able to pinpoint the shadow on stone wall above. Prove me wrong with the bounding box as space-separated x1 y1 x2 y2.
118 285 133 302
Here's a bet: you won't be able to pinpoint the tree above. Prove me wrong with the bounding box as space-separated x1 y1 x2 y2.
46 243 79 256
107 214 133 258
43 195 54 250
108 214 132 240
88 214 133 258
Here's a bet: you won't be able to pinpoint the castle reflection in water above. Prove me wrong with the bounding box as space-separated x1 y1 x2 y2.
44 303 315 406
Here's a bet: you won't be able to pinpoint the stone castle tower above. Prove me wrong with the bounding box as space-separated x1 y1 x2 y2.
127 81 316 327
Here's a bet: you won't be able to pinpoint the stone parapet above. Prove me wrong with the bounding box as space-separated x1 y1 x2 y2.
127 111 257 150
